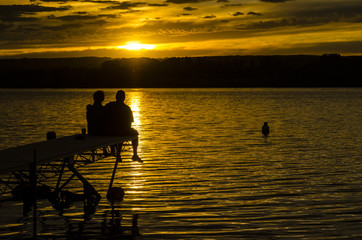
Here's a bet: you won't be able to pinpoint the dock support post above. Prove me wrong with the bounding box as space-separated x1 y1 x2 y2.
54 159 66 193
66 156 101 218
107 143 122 197
30 150 37 239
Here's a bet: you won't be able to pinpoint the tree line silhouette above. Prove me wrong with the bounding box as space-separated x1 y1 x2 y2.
1 54 361 88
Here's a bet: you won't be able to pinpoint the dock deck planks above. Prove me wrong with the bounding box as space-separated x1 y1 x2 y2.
0 135 137 173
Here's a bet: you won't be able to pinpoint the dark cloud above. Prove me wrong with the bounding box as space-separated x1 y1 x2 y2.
165 0 211 4
89 20 108 25
184 6 197 11
243 18 300 29
0 4 71 22
254 41 362 55
240 2 362 30
232 12 243 17
48 14 100 21
260 0 291 2
148 3 169 6
221 4 243 8
43 23 83 31
83 0 119 3
0 4 70 12
35 0 75 2
0 23 14 31
243 18 326 30
1 16 38 22
98 14 118 18
15 24 40 33
132 19 220 35
286 3 362 21
104 1 146 10
247 12 262 16
204 15 216 19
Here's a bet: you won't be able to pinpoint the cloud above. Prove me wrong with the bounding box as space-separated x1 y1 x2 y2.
47 14 100 21
254 41 362 55
98 14 118 18
286 3 362 22
243 17 332 30
244 19 296 29
260 0 291 2
0 23 14 31
74 11 88 14
34 0 75 2
221 4 243 8
239 1 362 30
0 4 70 12
119 19 224 37
247 12 262 16
184 6 197 11
148 3 169 7
232 12 243 17
83 0 120 3
165 0 211 4
43 23 84 31
0 4 71 22
104 1 146 10
204 15 216 19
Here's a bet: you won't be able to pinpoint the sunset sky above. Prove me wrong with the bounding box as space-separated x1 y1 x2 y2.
1 0 362 58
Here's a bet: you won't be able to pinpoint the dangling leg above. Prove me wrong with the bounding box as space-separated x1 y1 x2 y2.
131 137 142 162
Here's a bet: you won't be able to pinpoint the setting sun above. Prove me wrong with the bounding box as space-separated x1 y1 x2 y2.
117 42 156 51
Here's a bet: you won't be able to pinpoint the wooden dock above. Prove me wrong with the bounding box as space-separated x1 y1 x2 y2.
0 134 136 173
0 133 141 238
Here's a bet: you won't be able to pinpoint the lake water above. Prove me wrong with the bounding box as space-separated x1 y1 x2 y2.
0 88 362 239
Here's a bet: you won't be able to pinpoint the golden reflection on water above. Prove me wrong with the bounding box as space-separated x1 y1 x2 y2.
126 164 145 193
1 89 362 239
127 91 142 128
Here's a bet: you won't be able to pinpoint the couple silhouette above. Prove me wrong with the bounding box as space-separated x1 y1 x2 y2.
86 90 141 162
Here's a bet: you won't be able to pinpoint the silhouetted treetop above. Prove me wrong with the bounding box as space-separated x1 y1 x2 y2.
0 55 361 88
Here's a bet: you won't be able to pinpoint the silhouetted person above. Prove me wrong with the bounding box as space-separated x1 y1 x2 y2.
87 90 110 156
105 90 142 162
86 90 106 136
262 122 269 137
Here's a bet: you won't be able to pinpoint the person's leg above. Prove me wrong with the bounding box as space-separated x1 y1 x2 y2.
131 138 142 162
132 138 138 157
110 145 116 156
103 147 110 156
129 128 142 162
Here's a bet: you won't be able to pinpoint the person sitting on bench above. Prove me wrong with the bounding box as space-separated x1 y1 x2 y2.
86 90 106 136
104 90 142 162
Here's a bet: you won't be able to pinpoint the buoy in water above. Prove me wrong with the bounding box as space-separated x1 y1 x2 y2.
107 187 125 203
262 122 270 137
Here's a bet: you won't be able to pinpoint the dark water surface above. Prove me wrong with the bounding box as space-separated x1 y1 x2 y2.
0 88 362 239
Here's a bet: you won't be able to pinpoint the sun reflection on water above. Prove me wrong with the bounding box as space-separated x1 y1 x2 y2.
127 92 142 128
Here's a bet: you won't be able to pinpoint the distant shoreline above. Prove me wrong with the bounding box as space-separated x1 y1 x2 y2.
1 55 361 88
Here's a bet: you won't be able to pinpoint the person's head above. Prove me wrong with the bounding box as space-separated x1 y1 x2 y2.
264 122 268 125
93 90 105 103
116 90 125 102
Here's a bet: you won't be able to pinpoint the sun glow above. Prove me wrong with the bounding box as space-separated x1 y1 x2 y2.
117 42 156 51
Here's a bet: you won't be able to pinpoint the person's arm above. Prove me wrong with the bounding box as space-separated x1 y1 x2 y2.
128 106 134 128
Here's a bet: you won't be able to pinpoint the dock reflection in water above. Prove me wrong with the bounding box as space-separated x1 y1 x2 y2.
0 88 362 239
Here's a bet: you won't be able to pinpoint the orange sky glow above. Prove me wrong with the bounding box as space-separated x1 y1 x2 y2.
1 0 362 58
